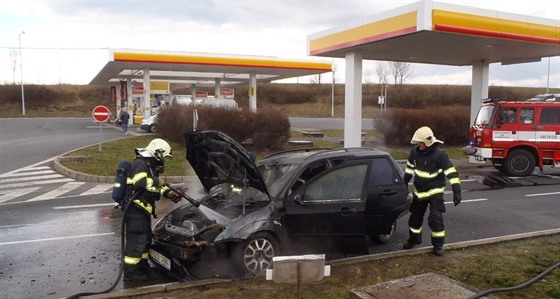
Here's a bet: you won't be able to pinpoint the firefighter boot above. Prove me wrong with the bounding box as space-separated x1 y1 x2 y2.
433 245 444 257
403 231 422 250
123 264 150 282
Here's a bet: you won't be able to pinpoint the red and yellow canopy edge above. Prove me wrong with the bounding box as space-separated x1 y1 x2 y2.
309 11 417 56
114 52 332 71
433 9 560 44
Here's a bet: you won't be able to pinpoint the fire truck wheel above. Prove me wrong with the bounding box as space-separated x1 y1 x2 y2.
504 149 536 177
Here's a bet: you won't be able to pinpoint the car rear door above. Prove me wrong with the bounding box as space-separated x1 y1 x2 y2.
364 156 408 236
284 160 369 254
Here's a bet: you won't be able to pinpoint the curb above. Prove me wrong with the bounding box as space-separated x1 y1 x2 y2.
53 156 194 184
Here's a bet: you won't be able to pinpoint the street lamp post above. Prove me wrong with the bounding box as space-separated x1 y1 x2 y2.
19 31 25 117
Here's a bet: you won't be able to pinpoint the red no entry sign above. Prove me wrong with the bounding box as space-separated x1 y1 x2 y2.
92 105 111 122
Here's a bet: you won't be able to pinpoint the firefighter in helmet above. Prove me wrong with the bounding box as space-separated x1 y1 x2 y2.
123 138 181 281
402 126 462 256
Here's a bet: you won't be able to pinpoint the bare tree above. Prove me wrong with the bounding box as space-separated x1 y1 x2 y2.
362 61 374 83
9 49 18 84
375 61 389 84
310 73 322 84
390 61 412 85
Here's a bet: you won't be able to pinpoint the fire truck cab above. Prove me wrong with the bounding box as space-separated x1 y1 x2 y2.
465 98 560 176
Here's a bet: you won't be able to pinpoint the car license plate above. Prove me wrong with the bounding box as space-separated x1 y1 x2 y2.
149 249 171 270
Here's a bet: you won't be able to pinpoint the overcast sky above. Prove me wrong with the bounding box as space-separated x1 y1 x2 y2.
1 0 559 89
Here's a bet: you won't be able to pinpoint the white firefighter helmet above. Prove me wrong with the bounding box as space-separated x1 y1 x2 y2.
410 126 443 147
141 138 172 161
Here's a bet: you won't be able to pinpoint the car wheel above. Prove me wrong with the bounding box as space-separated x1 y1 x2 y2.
233 232 278 274
149 124 157 133
372 220 396 244
504 149 535 177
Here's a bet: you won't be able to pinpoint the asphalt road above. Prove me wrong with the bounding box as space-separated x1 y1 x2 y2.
0 118 558 299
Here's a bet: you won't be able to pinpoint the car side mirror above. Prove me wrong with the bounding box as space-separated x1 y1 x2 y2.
293 194 305 205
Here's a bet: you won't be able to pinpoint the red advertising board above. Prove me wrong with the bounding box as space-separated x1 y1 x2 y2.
196 91 208 98
120 81 128 100
92 105 111 122
220 88 234 98
132 84 143 94
110 86 117 103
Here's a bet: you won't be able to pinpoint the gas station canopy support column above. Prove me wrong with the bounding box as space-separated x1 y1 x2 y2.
344 52 363 147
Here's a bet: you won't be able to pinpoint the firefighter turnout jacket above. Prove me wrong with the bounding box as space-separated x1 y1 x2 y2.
403 145 461 199
128 157 171 217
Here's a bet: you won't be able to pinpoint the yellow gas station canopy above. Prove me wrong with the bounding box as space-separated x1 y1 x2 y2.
90 49 333 86
307 1 559 66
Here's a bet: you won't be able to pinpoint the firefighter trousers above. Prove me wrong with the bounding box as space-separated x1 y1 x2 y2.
407 194 446 246
123 203 152 275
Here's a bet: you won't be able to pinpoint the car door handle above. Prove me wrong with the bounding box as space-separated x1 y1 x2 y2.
340 207 356 215
382 190 397 195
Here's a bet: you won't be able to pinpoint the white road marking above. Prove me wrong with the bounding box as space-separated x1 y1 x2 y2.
0 232 115 246
445 198 488 204
0 187 41 204
80 184 112 196
54 203 115 209
0 178 75 189
26 182 85 202
0 174 66 183
0 170 54 178
526 192 560 197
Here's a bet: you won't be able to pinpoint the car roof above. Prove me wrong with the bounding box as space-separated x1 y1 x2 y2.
258 147 393 165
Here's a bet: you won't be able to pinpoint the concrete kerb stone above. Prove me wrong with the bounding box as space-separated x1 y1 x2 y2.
331 228 560 268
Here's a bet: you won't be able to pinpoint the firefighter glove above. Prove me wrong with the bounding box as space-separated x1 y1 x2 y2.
158 178 167 187
451 184 462 206
163 188 181 202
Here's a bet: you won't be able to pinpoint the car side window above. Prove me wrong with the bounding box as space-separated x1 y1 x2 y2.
540 108 560 125
501 108 517 124
370 157 398 185
520 108 534 124
304 164 367 202
289 161 329 195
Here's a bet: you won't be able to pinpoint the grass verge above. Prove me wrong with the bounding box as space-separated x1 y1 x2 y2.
149 235 560 299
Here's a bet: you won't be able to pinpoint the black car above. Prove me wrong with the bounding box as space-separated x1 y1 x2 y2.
150 130 410 280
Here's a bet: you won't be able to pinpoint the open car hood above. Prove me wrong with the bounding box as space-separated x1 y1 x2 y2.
185 130 269 196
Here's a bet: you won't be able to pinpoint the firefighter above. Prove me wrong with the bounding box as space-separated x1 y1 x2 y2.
402 126 462 256
123 138 181 281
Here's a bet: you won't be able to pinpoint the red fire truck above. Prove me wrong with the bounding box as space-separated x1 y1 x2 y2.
465 97 560 176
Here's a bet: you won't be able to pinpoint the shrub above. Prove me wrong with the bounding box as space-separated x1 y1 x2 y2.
374 106 471 146
156 105 290 151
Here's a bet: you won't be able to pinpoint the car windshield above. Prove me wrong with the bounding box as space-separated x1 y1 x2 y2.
203 183 269 218
474 105 495 126
258 163 300 198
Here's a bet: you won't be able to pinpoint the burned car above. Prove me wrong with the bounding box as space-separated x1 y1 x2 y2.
150 130 410 280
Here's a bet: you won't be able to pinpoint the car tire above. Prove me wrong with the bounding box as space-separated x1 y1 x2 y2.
372 220 396 244
233 232 278 275
149 124 157 133
504 149 536 177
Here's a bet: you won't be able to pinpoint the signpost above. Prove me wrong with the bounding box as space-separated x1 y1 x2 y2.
92 105 111 151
